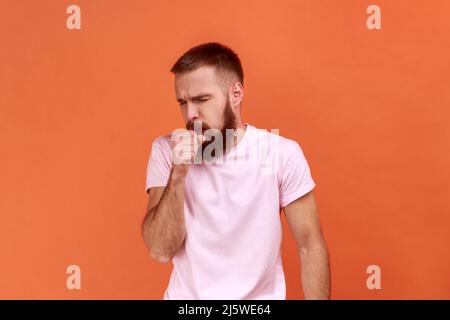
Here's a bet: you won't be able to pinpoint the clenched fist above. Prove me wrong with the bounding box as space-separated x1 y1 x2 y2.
171 129 206 175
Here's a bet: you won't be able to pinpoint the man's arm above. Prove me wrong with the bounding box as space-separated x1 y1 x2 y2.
284 190 331 299
141 166 188 263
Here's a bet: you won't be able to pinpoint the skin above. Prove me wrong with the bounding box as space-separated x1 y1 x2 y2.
284 190 331 299
141 65 330 299
175 66 245 133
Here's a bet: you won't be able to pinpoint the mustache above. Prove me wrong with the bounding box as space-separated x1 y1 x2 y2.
186 120 211 132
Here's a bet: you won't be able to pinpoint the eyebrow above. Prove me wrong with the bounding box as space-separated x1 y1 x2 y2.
176 94 212 103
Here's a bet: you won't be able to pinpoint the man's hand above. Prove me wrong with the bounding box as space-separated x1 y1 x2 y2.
171 129 205 175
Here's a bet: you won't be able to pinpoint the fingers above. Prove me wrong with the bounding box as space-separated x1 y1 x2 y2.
197 134 206 144
171 129 205 165
195 133 206 151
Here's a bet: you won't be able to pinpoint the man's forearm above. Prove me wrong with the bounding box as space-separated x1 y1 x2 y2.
142 168 187 261
299 238 331 299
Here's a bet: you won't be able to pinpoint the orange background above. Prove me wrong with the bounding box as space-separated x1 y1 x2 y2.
1 0 449 299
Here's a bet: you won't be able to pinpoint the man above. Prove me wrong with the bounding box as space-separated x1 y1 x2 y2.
142 42 330 300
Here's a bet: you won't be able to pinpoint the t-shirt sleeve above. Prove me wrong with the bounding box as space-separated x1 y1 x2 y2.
145 136 172 194
279 141 316 208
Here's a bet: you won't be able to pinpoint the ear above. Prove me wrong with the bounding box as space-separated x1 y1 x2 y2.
230 82 244 107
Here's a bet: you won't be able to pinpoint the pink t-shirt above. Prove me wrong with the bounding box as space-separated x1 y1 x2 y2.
145 123 316 299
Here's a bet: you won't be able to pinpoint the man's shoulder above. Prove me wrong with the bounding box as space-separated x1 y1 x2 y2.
250 125 302 155
151 133 172 149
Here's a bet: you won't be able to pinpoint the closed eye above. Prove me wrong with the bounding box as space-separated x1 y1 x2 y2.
177 95 210 105
194 96 211 103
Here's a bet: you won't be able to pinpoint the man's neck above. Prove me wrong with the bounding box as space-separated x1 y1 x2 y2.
227 121 247 150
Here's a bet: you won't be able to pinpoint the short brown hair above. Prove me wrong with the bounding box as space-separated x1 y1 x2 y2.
170 42 244 87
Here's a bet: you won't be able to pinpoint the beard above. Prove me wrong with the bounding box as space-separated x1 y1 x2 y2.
185 96 237 160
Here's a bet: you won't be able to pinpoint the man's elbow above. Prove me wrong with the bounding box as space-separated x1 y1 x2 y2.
298 233 328 255
142 231 173 263
150 250 173 264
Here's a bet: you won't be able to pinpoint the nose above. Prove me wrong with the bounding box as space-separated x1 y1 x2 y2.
186 103 199 123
